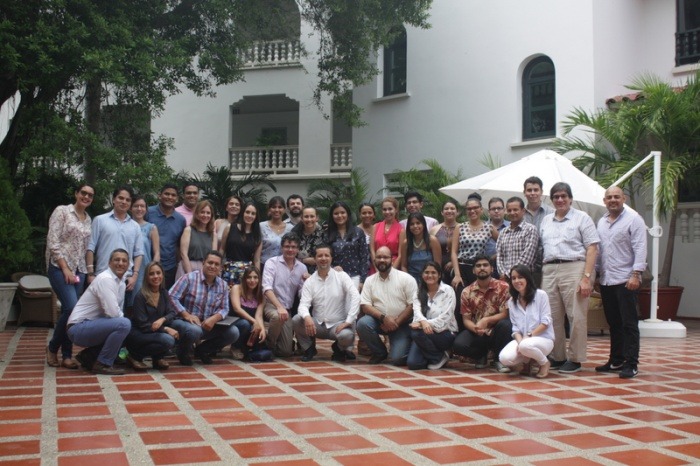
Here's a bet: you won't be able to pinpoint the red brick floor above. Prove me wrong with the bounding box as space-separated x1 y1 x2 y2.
1 322 700 465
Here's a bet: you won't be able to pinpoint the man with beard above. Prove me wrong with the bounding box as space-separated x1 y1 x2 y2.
284 194 304 226
496 197 539 279
148 183 186 288
452 254 512 372
356 246 417 365
175 183 200 225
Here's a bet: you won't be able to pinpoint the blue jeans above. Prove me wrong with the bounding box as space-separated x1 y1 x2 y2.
125 329 176 361
356 315 411 366
231 319 253 350
67 317 131 366
407 329 456 370
170 319 240 356
48 265 86 359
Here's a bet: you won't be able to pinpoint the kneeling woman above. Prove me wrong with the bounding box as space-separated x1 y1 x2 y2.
125 262 179 370
408 262 458 370
229 266 270 360
498 264 554 378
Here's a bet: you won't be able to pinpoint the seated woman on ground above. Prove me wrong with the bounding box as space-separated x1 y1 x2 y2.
125 261 179 370
229 266 270 361
498 264 554 378
407 261 458 370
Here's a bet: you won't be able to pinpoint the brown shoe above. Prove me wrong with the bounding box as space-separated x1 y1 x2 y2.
126 355 148 371
46 346 59 367
62 358 79 369
536 360 551 379
92 362 125 375
519 362 532 376
153 359 169 370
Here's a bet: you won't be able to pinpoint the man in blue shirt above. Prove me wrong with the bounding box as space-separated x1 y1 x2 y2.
148 183 186 288
169 251 238 365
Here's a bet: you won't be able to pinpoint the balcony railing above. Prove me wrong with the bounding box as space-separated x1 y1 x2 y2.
230 146 298 174
676 28 700 66
238 40 301 69
678 202 700 243
330 144 352 172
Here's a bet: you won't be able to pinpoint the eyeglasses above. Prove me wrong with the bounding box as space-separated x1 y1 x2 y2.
552 194 569 200
79 190 94 199
489 207 503 212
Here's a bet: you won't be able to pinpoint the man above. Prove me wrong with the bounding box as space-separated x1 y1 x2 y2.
356 246 417 365
68 249 132 375
292 245 360 362
596 187 647 379
484 197 510 277
452 254 512 373
86 186 143 294
169 251 237 365
148 183 186 288
399 191 439 230
175 183 200 225
523 176 554 286
496 197 539 279
262 232 307 357
284 194 304 226
540 182 599 373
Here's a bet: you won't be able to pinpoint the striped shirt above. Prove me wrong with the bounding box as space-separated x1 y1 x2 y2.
540 208 599 263
169 270 228 319
496 222 540 276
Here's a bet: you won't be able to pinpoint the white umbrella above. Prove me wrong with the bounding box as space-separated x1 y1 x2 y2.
440 149 607 219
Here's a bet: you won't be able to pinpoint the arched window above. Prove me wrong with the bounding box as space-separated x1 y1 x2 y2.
383 27 407 96
522 56 555 140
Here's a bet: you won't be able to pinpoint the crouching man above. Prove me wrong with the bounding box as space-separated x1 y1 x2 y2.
68 249 132 375
292 245 360 362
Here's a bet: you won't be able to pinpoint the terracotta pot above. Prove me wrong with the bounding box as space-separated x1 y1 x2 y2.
638 286 684 321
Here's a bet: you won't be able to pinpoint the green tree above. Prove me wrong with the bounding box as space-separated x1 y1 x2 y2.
554 73 700 287
0 160 32 279
306 168 372 220
386 159 464 220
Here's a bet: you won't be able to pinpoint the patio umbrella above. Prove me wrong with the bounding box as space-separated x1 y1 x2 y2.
439 149 607 219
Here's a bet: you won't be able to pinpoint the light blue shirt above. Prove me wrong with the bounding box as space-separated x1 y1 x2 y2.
88 211 143 274
260 221 294 265
540 208 599 263
596 207 647 286
147 205 186 271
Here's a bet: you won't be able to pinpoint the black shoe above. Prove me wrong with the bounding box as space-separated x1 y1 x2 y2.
345 350 356 360
177 352 193 366
194 348 213 365
92 362 125 375
548 357 567 370
331 342 346 362
595 361 624 373
619 366 638 379
558 360 582 373
301 344 318 362
368 353 388 365
75 349 97 371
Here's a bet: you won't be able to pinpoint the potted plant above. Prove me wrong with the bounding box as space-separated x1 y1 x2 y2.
0 160 33 330
554 73 700 320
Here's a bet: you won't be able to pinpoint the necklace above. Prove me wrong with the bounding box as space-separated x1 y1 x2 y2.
412 238 425 249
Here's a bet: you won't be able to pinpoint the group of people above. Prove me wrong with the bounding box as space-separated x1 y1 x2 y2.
45 177 646 380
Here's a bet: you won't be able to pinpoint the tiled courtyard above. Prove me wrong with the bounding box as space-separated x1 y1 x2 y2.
1 321 699 466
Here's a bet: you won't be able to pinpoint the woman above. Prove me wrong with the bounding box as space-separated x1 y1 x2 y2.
401 212 442 282
260 196 293 266
430 200 459 282
357 203 376 277
370 196 403 269
292 206 324 273
229 266 270 360
451 193 498 288
214 195 243 245
325 201 369 289
408 262 458 370
220 202 262 286
125 262 179 370
498 264 554 378
127 195 160 308
46 184 95 369
176 200 216 279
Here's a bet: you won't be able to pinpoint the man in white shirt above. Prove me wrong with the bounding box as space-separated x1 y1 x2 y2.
292 245 360 362
67 249 132 375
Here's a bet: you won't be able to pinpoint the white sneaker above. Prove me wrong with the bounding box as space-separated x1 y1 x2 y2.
428 352 450 370
493 361 511 373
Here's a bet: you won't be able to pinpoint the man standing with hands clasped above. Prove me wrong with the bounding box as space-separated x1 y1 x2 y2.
596 187 647 379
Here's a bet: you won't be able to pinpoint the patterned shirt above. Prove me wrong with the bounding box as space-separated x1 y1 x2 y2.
327 226 370 283
460 278 510 323
540 208 599 263
496 222 540 277
169 270 228 320
456 222 492 263
46 204 92 273
295 225 325 273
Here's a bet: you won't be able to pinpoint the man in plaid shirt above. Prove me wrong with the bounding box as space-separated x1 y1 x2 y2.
496 197 540 279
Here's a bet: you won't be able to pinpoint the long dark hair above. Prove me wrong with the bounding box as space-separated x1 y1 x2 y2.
418 261 442 313
239 266 263 303
406 212 430 259
508 264 537 305
236 202 261 245
326 201 358 243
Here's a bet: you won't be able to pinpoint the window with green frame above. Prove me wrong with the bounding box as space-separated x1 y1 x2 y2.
523 56 556 140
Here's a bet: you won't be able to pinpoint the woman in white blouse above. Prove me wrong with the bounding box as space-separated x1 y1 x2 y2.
408 261 458 370
499 264 555 378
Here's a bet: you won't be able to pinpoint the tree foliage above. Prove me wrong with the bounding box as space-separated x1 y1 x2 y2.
0 160 33 280
554 72 700 287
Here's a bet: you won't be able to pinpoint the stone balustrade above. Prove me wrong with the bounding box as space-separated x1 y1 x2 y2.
678 202 700 243
238 40 301 68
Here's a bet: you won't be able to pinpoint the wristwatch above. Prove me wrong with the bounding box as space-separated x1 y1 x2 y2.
583 272 591 279
379 314 386 323
527 332 532 337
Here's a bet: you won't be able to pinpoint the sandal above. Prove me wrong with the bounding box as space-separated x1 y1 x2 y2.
62 358 79 369
46 346 59 367
153 359 170 370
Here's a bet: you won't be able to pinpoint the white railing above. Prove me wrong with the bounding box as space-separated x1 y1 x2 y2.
238 40 301 68
330 144 352 172
229 146 298 174
678 202 700 243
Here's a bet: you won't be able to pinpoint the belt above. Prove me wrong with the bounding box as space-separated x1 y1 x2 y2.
66 323 74 331
544 259 579 264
